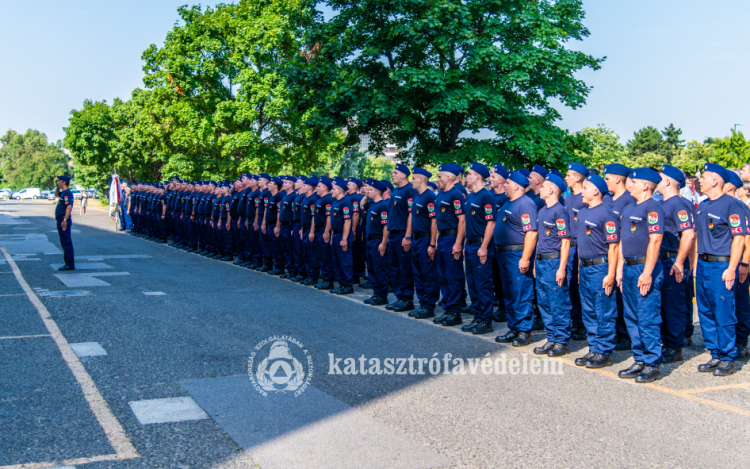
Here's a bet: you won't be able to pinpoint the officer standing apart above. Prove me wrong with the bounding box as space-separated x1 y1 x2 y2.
533 173 572 357
55 175 75 271
694 164 746 376
617 168 666 383
460 163 497 334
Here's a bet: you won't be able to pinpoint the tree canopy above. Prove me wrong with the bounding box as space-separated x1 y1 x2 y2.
0 129 70 190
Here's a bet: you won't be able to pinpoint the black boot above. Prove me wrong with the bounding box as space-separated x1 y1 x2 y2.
661 347 683 364
441 312 463 327
493 309 508 323
433 312 451 324
531 314 545 331
586 352 612 368
698 358 721 372
471 320 493 335
495 330 519 343
385 300 403 311
618 361 645 379
461 318 482 332
368 296 389 306
512 331 531 347
571 326 587 341
614 335 632 351
548 343 569 357
333 285 354 295
413 309 435 320
392 300 415 312
575 352 594 366
533 341 555 355
315 280 334 290
635 365 662 383
713 361 737 377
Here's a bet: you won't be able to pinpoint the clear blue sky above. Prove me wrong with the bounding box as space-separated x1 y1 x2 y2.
1 0 749 146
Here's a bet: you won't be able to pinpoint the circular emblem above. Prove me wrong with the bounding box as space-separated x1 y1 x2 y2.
427 203 435 213
730 214 740 227
606 221 615 233
310 205 314 211
556 219 565 231
521 214 530 225
343 207 350 215
678 210 688 222
381 211 388 220
484 204 492 214
325 204 331 212
648 212 658 224
453 200 461 210
248 336 313 397
264 198 268 204
353 202 359 208
408 198 413 207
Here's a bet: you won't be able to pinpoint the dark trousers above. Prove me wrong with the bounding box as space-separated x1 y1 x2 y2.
497 249 534 332
623 262 664 366
568 243 583 328
367 237 389 297
685 271 695 338
282 224 296 274
735 267 750 346
270 231 285 269
304 231 320 282
388 231 414 301
56 218 74 268
580 262 617 354
436 234 464 313
292 222 304 277
536 256 572 344
465 242 495 322
353 227 366 277
412 236 439 311
331 233 354 286
660 257 689 349
697 260 737 360
317 229 334 282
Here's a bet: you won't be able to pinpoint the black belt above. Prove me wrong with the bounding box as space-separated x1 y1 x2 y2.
293 219 302 224
412 231 429 239
624 256 647 266
581 256 607 267
281 221 292 227
536 251 560 260
439 229 458 236
389 229 405 235
570 239 577 246
332 229 343 235
466 237 484 245
496 244 524 252
699 254 731 262
660 250 678 259
302 224 311 231
367 234 382 241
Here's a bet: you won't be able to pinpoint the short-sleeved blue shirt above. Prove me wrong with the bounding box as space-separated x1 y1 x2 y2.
526 191 544 210
264 192 283 225
331 197 353 232
577 203 620 259
659 195 696 253
258 189 271 221
280 191 296 223
465 188 496 239
388 183 417 231
56 189 74 219
410 189 437 234
603 191 636 218
620 198 666 258
435 187 464 231
314 193 334 228
696 194 746 256
293 193 306 222
537 202 571 253
565 192 586 239
301 193 319 226
366 199 390 237
494 195 538 246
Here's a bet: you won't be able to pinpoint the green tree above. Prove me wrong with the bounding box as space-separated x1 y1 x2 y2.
0 129 70 190
292 0 603 168
673 140 711 175
626 126 663 155
573 124 626 169
660 123 684 162
622 151 667 170
711 129 750 168
359 157 397 181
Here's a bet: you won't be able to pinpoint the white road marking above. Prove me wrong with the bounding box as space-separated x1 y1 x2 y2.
0 247 138 463
0 334 51 340
53 272 130 287
142 291 166 296
70 342 107 357
128 397 208 425
50 263 112 271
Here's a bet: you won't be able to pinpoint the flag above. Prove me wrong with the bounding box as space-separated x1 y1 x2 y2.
109 174 120 221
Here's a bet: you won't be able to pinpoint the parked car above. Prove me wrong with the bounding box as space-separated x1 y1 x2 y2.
11 188 42 199
70 190 82 200
0 189 12 199
46 191 57 200
41 190 52 199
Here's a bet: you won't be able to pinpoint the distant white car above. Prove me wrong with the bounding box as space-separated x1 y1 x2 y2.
11 188 42 200
0 189 12 199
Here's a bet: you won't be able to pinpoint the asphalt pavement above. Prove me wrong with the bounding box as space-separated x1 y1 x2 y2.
1 199 750 469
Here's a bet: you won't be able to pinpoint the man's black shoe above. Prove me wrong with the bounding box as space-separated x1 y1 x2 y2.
300 278 315 286
635 365 662 383
618 361 645 379
369 296 389 306
268 268 284 275
392 300 415 312
358 279 372 289
737 343 749 358
575 352 594 366
279 273 291 279
698 358 721 372
385 300 403 311
512 331 532 347
315 281 334 290
461 305 472 315
493 309 508 322
408 309 423 318
290 275 304 282
433 313 451 324
471 321 493 335
233 259 244 265
258 264 272 272
461 318 482 332
414 309 435 320
58 265 75 271
571 326 587 341
533 341 555 355
333 286 354 295
221 255 234 262
614 336 632 351
661 347 683 364
548 343 569 357
495 330 519 343
586 352 612 368
531 315 545 331
713 361 737 377
441 312 463 327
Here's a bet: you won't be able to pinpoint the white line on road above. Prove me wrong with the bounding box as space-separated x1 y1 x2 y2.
0 334 51 340
0 247 138 463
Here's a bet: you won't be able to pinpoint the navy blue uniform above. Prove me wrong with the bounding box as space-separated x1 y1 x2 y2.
388 183 418 301
302 193 320 281
604 190 636 341
366 199 391 298
577 203 620 354
280 191 297 274
292 192 306 278
620 199 666 366
492 192 509 311
526 191 544 209
330 197 354 286
536 202 572 344
258 189 272 265
464 188 497 322
347 193 366 279
265 192 284 269
494 195 538 332
734 201 750 348
410 188 439 312
315 194 335 282
696 194 746 361
659 195 696 349
247 189 262 265
55 188 75 268
565 192 586 328
435 187 466 313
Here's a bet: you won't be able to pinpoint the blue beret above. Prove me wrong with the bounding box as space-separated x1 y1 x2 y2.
567 162 589 177
549 168 564 179
728 171 743 190
348 177 362 187
516 168 531 178
258 173 271 180
121 180 129 184
492 163 509 179
531 165 548 178
370 180 387 192
586 174 608 197
704 163 729 183
243 172 252 179
302 176 318 187
507 171 530 188
545 174 568 194
438 164 462 176
270 176 283 186
428 181 438 190
412 167 432 179
604 164 630 177
630 167 662 184
209 180 217 186
660 164 685 189
381 180 394 192
58 175 71 182
394 163 410 176
334 178 348 191
364 178 377 186
249 174 258 181
318 176 333 190
470 162 490 179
